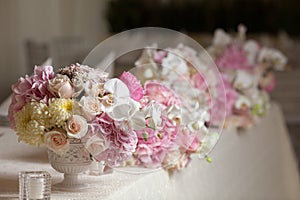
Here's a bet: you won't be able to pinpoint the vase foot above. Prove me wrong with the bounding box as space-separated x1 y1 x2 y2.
53 181 89 191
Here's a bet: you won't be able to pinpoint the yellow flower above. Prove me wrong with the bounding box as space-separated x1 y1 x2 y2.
48 98 75 127
15 101 49 146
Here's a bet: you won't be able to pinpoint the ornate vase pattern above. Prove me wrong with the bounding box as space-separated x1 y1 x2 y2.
48 139 92 191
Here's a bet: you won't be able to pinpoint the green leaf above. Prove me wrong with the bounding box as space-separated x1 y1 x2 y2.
142 132 148 142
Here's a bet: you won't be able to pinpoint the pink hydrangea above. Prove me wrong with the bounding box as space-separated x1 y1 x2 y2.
89 114 138 166
135 116 179 168
210 75 239 125
223 77 239 116
119 72 144 101
8 66 55 128
216 45 253 70
144 81 182 108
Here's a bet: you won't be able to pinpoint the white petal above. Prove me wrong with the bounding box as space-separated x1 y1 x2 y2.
131 111 146 130
108 103 131 120
104 78 130 98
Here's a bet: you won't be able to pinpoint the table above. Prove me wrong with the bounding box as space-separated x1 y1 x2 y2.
0 102 299 199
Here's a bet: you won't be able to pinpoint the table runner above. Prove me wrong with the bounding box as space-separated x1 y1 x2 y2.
0 103 299 199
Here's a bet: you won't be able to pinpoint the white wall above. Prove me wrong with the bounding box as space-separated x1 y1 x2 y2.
0 0 108 102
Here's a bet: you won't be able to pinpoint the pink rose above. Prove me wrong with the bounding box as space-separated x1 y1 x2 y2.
48 74 74 98
44 129 69 154
66 115 88 139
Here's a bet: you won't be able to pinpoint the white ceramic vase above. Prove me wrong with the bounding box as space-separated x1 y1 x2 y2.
48 139 92 191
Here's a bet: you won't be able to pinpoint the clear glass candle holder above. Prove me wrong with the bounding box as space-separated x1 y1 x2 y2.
19 171 51 200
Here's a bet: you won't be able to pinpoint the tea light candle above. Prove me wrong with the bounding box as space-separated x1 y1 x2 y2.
29 178 44 199
19 171 51 200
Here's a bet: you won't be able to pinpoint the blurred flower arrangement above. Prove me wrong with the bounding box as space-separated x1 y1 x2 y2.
8 63 218 173
133 44 221 170
133 25 288 131
207 25 288 129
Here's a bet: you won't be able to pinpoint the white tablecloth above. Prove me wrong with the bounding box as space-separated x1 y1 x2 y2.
0 102 299 199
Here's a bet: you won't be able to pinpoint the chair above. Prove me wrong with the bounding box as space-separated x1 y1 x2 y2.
50 36 88 68
25 40 50 74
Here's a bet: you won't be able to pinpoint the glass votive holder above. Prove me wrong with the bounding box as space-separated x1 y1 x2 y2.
19 171 51 200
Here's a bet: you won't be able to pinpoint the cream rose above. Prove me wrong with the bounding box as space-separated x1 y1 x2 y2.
79 96 104 121
85 134 109 156
44 129 69 154
48 74 74 98
66 115 88 139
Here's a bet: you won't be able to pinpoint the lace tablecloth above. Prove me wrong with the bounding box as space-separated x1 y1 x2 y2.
0 102 299 199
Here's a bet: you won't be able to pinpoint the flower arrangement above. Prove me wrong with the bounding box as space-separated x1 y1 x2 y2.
132 44 221 169
207 25 288 129
132 26 287 131
8 63 217 173
134 44 220 126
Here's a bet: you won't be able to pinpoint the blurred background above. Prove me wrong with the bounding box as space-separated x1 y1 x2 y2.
0 0 299 166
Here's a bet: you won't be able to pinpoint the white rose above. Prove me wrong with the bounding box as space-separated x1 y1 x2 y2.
48 74 74 98
85 134 109 156
44 129 69 154
79 96 104 121
66 115 88 139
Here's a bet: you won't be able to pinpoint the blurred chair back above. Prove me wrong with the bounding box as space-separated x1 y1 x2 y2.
50 36 87 69
25 40 49 73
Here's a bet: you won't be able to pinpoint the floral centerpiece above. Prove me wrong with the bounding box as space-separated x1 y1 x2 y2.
132 44 222 169
207 25 288 129
8 63 217 173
